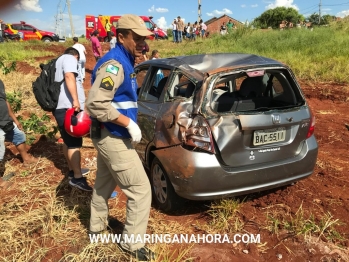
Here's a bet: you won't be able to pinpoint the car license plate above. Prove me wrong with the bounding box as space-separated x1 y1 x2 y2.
253 127 286 146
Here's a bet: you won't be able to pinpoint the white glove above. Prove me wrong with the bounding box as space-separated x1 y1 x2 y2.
126 119 142 143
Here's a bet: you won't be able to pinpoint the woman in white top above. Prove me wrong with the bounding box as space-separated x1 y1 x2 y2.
172 19 178 43
199 19 207 38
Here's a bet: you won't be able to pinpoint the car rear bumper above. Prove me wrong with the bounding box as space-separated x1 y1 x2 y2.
153 136 318 200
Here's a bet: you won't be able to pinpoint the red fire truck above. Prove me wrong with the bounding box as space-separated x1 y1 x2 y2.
85 15 168 42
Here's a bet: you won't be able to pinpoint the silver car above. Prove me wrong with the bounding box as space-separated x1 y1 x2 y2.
135 53 318 212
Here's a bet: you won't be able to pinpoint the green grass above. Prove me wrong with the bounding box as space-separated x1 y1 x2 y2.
149 22 349 83
0 40 71 62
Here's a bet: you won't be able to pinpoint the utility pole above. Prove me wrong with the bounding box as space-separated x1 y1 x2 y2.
198 0 202 22
318 0 322 24
66 0 75 37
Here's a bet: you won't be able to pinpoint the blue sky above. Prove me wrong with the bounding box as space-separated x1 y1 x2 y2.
1 0 349 37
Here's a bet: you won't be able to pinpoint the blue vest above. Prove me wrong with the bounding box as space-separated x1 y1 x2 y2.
92 43 137 138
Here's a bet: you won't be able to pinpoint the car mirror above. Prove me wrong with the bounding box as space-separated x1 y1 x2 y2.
33 29 37 32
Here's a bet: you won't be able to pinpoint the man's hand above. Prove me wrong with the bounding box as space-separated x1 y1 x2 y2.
126 119 142 143
72 100 80 112
15 122 23 130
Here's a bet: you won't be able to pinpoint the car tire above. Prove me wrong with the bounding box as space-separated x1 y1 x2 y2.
42 37 52 42
150 157 184 212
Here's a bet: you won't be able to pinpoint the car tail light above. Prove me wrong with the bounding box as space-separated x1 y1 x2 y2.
183 115 215 153
306 109 315 139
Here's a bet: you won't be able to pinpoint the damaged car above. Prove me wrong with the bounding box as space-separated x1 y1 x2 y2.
134 53 318 212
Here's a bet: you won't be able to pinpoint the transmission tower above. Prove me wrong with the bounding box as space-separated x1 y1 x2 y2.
198 0 202 22
55 1 63 37
54 0 65 38
66 0 75 37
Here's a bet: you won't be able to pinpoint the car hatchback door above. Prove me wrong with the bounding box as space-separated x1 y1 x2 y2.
202 67 315 167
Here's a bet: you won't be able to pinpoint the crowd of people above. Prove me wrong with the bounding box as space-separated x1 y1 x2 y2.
170 17 237 42
171 17 208 42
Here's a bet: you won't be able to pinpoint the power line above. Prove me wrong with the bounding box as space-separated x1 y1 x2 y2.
322 1 349 7
298 4 319 13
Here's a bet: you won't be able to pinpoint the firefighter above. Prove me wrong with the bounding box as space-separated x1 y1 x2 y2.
86 14 155 261
105 19 112 42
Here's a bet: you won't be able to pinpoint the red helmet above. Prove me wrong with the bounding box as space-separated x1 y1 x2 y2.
64 108 91 137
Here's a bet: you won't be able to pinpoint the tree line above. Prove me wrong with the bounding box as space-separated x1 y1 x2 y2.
252 7 337 29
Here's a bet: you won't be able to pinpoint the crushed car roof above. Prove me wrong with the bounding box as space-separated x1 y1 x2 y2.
143 53 285 74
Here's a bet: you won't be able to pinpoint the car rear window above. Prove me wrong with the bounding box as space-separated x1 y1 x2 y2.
210 69 304 113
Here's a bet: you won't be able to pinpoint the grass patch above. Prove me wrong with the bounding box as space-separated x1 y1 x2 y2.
264 203 344 243
198 198 244 234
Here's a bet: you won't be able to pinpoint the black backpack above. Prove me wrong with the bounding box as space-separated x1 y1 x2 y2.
32 56 64 112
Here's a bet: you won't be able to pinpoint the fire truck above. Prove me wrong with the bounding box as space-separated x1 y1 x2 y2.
4 21 60 42
85 15 168 42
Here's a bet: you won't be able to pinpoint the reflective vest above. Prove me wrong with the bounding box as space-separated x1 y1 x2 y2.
105 22 112 31
92 43 137 138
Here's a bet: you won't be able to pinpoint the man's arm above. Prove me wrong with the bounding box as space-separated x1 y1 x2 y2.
65 72 80 111
6 101 22 129
86 60 141 141
86 60 125 124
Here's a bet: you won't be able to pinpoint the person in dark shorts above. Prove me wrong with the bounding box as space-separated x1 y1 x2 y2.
53 47 92 191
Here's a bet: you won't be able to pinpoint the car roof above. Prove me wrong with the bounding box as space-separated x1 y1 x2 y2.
142 53 284 75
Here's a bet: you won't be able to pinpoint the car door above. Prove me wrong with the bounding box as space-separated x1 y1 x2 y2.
21 24 40 40
10 24 24 40
135 65 171 162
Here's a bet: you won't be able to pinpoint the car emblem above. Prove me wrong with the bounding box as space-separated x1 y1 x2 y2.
271 114 281 124
249 151 255 160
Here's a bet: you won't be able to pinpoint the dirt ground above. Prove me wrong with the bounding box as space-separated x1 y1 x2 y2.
1 43 349 262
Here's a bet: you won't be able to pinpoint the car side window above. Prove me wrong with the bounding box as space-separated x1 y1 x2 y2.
167 73 195 100
270 72 297 105
22 25 34 31
11 24 22 30
271 77 284 95
135 67 149 98
138 67 171 102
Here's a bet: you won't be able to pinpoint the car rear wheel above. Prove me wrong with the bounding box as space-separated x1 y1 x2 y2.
150 157 183 212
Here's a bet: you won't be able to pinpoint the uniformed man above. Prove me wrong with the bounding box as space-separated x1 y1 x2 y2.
86 14 155 261
105 19 112 42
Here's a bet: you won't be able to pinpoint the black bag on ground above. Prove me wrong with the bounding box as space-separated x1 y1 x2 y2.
32 56 64 112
